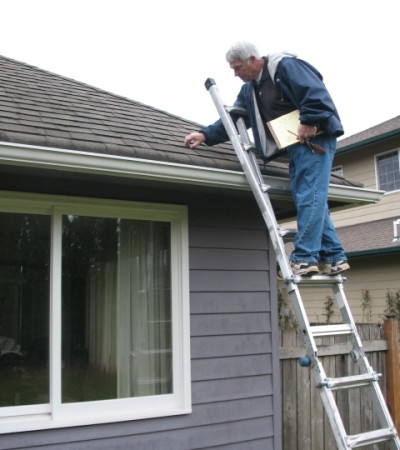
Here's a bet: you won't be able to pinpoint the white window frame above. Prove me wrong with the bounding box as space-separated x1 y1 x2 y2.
0 191 191 433
375 148 400 193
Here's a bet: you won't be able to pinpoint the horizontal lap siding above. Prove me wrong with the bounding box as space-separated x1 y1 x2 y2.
2 194 280 450
188 199 280 450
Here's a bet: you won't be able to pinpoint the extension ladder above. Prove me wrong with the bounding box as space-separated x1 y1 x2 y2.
204 78 400 449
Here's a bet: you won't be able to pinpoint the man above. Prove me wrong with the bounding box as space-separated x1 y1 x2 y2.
184 41 349 276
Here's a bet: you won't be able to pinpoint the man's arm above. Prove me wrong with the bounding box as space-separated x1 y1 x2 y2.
277 58 340 129
184 84 250 149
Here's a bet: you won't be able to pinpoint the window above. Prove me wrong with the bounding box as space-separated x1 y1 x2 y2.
0 193 190 433
376 150 400 192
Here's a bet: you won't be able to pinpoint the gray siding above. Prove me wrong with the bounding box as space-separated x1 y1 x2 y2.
0 176 281 450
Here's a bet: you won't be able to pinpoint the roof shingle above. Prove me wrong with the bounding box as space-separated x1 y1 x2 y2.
0 55 360 187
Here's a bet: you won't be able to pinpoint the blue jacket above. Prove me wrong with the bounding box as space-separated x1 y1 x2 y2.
200 55 344 160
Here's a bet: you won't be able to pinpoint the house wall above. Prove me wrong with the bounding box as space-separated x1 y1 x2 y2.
0 170 281 450
278 137 400 325
331 137 400 227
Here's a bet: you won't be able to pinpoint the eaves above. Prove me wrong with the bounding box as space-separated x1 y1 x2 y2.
337 129 400 155
0 141 383 207
347 246 400 258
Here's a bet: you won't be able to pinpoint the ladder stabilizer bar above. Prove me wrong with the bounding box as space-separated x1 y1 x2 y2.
320 373 381 390
347 427 397 448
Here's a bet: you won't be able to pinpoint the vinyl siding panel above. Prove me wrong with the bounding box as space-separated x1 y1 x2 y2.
1 183 281 450
331 190 400 227
332 139 400 227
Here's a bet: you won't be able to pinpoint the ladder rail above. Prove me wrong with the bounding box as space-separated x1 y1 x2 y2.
205 78 292 278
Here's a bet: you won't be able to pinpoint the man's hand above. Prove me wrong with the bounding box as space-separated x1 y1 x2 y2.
184 132 206 149
297 124 317 143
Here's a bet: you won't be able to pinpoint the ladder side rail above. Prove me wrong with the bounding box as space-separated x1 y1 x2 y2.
235 118 264 185
205 80 292 279
367 382 400 438
333 282 375 374
286 286 320 363
319 388 352 450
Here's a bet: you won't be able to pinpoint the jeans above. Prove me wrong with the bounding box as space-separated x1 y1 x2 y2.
286 134 347 265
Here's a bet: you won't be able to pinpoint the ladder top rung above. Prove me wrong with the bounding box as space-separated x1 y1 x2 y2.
320 373 380 390
347 427 397 447
310 324 353 337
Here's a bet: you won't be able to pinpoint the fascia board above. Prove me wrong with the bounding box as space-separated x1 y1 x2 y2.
0 141 383 205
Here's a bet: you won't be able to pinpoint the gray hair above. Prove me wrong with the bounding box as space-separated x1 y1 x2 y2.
225 41 261 63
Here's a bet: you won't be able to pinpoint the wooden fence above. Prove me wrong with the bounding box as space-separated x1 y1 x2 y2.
280 323 396 450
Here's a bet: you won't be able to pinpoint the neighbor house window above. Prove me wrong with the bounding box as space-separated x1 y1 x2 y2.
376 149 400 192
0 193 190 433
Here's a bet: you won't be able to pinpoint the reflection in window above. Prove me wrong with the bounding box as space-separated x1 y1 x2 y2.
0 213 50 407
61 216 172 403
377 151 400 192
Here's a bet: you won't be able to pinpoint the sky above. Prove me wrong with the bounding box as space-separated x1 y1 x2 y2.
0 0 399 139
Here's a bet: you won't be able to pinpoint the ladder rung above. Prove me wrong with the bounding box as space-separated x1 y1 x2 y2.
310 324 353 338
347 427 397 448
320 373 380 390
292 274 345 285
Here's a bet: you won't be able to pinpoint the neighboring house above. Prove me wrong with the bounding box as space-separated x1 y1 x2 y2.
331 117 400 323
0 56 380 449
281 117 400 324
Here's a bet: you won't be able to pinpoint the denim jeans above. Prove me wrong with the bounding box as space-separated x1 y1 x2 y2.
286 134 347 265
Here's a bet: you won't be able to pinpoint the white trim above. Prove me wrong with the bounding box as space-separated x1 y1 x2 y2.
49 210 63 421
0 141 248 190
0 141 383 206
0 192 191 433
374 147 400 192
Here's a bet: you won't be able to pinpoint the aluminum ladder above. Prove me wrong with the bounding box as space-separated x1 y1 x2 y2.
204 77 400 449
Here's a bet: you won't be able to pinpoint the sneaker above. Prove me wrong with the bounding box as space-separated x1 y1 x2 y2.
290 261 319 276
320 260 350 275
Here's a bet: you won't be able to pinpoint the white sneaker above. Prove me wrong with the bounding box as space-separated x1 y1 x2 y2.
320 260 350 275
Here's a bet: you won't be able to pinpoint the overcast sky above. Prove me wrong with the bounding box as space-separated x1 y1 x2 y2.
1 0 399 139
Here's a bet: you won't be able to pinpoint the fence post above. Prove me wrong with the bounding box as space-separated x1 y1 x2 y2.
384 319 400 433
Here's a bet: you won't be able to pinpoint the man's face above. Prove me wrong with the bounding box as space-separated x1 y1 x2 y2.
229 56 258 82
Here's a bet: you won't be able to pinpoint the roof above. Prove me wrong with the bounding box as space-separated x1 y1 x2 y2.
0 55 382 220
0 55 364 183
338 217 400 257
0 55 249 173
337 116 400 153
283 217 400 258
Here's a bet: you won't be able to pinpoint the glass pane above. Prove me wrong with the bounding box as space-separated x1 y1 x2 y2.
377 151 400 191
61 216 172 403
0 213 50 407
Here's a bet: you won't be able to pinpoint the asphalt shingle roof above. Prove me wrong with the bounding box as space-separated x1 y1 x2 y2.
338 116 400 149
284 217 400 256
338 217 400 255
0 55 359 186
0 55 257 172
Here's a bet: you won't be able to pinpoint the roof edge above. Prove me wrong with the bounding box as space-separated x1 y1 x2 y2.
337 129 400 154
347 246 400 258
0 141 383 206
